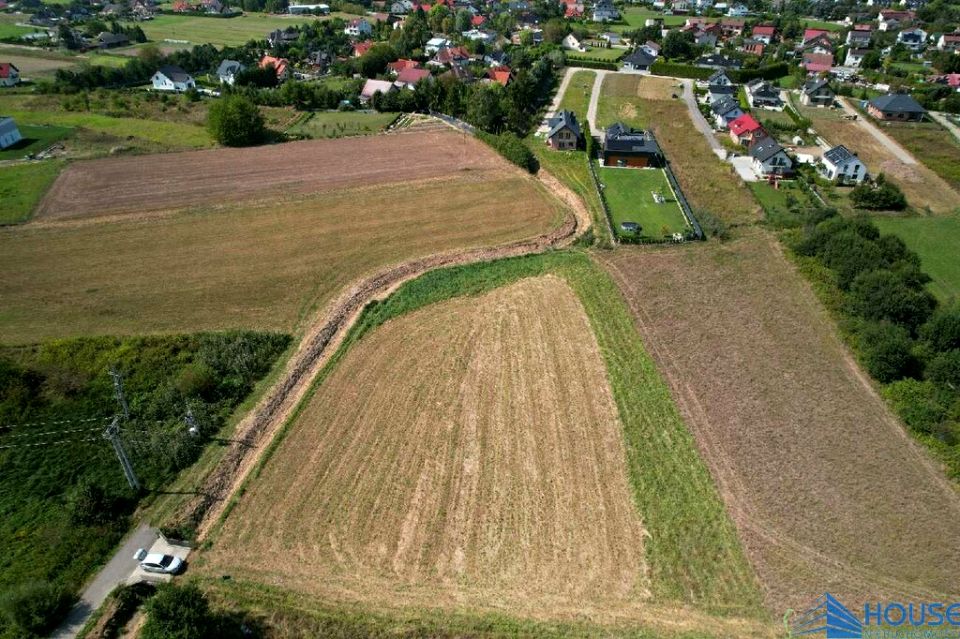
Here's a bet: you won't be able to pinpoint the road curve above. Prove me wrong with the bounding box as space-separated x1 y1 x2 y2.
177 155 592 538
837 97 916 165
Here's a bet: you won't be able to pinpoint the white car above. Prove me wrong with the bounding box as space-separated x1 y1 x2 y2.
133 548 184 575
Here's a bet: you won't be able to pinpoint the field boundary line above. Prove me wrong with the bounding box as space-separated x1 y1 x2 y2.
176 168 590 538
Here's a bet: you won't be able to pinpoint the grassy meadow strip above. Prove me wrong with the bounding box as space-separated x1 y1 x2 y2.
223 250 764 618
0 161 64 225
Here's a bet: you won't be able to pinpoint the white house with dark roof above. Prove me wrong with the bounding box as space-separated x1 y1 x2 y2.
897 27 926 50
0 116 22 149
216 59 243 85
819 145 867 183
0 62 21 87
621 49 656 72
711 96 744 129
151 65 195 92
800 78 834 106
749 137 792 176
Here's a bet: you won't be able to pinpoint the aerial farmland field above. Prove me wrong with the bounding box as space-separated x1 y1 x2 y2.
0 129 564 344
596 232 960 613
133 12 343 47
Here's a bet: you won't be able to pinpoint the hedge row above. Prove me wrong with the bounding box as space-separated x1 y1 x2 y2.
733 62 789 82
566 58 619 71
650 60 790 83
476 131 539 174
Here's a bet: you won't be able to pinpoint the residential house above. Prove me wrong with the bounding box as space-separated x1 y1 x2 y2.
260 55 290 81
562 33 587 52
429 45 470 66
442 61 474 83
545 110 582 150
463 28 496 44
670 1 691 14
641 40 661 57
471 15 487 27
0 63 20 87
600 31 623 46
802 52 833 74
800 33 834 55
741 38 766 56
727 2 748 16
728 113 764 145
425 36 452 53
897 27 926 51
484 50 510 66
592 0 619 22
96 31 129 48
267 27 299 47
151 65 194 92
878 9 913 31
216 59 243 85
846 23 872 46
344 18 372 37
937 31 960 51
800 78 834 106
711 96 744 128
708 81 736 103
353 40 374 56
720 17 745 36
802 27 830 43
288 2 330 13
601 122 663 167
867 93 926 121
696 53 741 69
486 65 513 86
708 68 734 86
745 79 783 109
749 137 792 176
388 58 420 73
390 0 413 12
622 49 656 72
360 78 397 102
819 145 867 183
394 66 431 88
0 116 21 149
564 3 584 18
844 48 869 67
750 24 776 44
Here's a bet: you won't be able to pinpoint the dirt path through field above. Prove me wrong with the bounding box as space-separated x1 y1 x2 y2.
596 233 960 613
178 167 590 538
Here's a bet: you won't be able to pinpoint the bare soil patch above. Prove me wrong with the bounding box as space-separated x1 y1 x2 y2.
202 277 651 621
36 128 500 220
596 233 960 613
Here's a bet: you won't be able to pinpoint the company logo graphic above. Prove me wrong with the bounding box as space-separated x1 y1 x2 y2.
787 593 960 639
791 593 863 638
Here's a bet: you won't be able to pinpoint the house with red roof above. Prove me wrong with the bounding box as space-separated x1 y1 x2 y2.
878 9 913 31
260 55 290 81
394 67 432 88
471 14 487 27
564 4 583 18
750 24 776 44
353 41 375 57
428 45 470 67
799 32 834 55
728 113 764 146
0 62 20 87
802 28 829 42
487 66 513 86
388 58 420 73
802 52 833 74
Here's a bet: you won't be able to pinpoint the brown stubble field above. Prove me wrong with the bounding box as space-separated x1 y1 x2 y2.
36 128 494 220
201 277 657 624
799 103 960 213
596 232 960 614
597 74 760 226
0 130 563 344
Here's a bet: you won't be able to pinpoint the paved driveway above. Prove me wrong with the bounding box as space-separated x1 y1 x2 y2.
585 69 610 139
731 156 758 182
837 97 916 165
681 79 725 159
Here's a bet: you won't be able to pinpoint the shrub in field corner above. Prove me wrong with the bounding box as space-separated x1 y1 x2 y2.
207 95 266 147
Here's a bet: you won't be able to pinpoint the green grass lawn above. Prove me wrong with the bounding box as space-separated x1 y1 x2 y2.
877 120 960 193
133 12 340 47
286 110 397 138
567 47 626 62
558 69 595 121
598 166 688 238
614 7 688 30
0 124 72 161
0 15 47 40
800 18 845 31
872 213 960 303
0 161 64 225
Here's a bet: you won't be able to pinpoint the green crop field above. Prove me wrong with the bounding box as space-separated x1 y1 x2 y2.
0 161 64 225
872 213 960 303
287 110 398 138
558 69 596 120
133 12 342 47
598 166 688 238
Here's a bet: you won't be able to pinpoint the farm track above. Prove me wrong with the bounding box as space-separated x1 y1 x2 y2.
179 164 590 537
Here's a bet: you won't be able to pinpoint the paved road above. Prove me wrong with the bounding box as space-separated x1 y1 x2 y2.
51 524 157 639
930 111 960 144
585 69 610 139
681 78 725 158
837 97 916 165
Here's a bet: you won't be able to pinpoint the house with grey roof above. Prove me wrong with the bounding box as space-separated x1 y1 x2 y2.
545 110 582 150
819 145 867 183
800 78 834 106
866 93 926 121
601 122 662 167
621 49 656 72
151 65 195 92
216 59 244 85
749 137 792 177
711 96 744 129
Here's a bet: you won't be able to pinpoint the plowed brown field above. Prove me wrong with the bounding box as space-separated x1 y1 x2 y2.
596 233 960 614
202 276 654 621
36 128 497 220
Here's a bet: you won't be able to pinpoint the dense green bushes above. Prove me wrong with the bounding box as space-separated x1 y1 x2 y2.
207 95 266 147
650 61 712 80
791 215 960 477
565 59 618 71
476 131 539 174
0 332 289 636
0 582 72 637
849 174 908 210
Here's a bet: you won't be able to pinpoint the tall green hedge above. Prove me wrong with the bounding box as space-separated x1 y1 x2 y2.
650 61 713 80
566 59 619 71
476 131 539 174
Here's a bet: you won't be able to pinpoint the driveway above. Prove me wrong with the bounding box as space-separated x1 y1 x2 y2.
681 79 725 159
731 156 758 182
50 525 188 639
930 111 960 144
837 97 916 165
585 69 610 140
537 66 577 135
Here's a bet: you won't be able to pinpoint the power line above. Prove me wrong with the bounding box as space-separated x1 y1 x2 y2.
0 416 110 431
2 426 106 439
0 436 101 450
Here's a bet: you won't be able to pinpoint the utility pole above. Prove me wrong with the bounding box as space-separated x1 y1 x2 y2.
103 416 140 491
110 367 130 421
